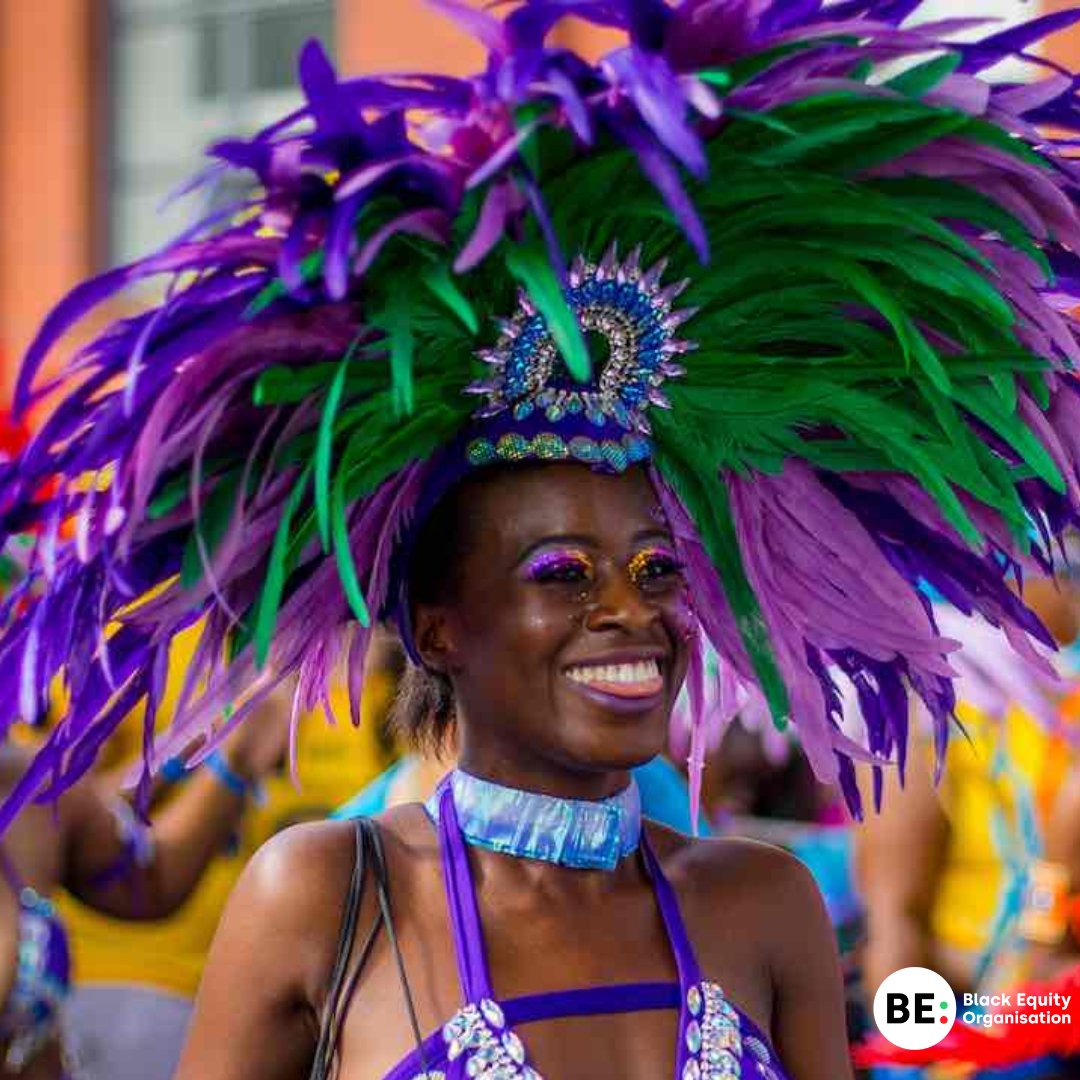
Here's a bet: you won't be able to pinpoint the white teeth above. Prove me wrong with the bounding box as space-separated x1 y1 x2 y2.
566 659 661 685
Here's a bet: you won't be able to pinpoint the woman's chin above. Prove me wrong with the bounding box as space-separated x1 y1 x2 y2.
554 706 671 772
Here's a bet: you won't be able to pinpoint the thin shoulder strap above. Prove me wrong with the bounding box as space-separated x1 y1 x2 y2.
640 831 704 990
310 821 370 1080
437 782 494 1001
310 819 430 1080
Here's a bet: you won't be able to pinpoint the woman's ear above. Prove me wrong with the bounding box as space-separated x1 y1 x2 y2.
413 605 458 675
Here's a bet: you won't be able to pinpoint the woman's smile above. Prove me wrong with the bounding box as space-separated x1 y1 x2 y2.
563 651 667 708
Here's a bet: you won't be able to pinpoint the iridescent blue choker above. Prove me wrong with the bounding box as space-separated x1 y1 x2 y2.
427 770 642 871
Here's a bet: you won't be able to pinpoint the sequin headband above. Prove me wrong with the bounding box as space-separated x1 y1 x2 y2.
387 242 698 662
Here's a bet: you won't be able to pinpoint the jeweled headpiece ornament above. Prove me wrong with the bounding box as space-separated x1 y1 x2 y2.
471 243 694 432
455 243 694 475
5 0 1080 824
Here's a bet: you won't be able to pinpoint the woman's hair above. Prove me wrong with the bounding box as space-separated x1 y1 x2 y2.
388 472 477 751
389 462 549 751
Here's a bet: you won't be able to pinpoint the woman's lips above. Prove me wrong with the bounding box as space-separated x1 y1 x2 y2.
563 658 665 709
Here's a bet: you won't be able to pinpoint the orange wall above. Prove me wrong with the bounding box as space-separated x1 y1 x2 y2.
337 0 616 75
0 0 97 404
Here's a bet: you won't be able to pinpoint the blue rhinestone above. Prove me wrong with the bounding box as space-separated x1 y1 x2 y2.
601 442 629 471
570 437 600 462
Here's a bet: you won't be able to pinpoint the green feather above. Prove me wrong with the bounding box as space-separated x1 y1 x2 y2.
886 52 963 99
505 244 590 382
655 442 791 727
421 263 479 333
181 472 241 589
253 464 312 669
246 250 326 318
314 341 359 552
331 470 370 626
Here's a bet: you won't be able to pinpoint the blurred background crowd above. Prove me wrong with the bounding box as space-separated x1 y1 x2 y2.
5 2 1080 1079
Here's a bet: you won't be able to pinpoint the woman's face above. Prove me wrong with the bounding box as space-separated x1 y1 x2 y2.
413 463 692 792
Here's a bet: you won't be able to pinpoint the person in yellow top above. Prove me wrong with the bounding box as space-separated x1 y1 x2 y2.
857 578 1080 1004
59 627 399 1080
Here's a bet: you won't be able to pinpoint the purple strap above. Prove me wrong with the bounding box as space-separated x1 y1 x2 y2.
639 833 703 990
439 782 496 1001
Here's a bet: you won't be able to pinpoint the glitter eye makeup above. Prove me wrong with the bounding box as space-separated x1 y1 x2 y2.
524 548 595 585
627 545 683 590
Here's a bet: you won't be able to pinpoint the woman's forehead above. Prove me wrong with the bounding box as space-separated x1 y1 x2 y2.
462 464 668 549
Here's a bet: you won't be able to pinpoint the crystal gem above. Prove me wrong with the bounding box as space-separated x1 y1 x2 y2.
685 1020 702 1054
480 999 505 1029
502 1031 526 1064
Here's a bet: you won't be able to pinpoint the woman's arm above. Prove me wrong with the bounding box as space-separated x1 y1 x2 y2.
59 689 293 920
1026 762 1080 980
174 821 356 1080
854 755 952 992
765 847 855 1080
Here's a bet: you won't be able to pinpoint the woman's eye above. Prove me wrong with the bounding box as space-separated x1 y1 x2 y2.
630 551 684 588
527 554 593 584
536 563 590 584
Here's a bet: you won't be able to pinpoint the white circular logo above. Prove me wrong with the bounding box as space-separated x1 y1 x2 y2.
873 967 956 1050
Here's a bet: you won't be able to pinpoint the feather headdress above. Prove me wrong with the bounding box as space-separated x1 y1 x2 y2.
5 0 1080 822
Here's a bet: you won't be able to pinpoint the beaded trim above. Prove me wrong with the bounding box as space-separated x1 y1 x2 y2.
465 430 651 473
467 243 696 437
681 981 781 1080
440 997 542 1080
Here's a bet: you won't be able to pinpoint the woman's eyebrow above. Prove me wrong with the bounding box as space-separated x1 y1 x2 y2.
632 528 674 545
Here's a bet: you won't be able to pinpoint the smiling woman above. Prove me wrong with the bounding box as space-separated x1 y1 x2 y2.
6 1 1080 1078
401 464 692 777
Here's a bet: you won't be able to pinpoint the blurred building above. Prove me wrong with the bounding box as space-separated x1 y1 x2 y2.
0 0 1070 401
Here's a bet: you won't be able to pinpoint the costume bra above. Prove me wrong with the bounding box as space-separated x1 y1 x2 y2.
319 784 790 1080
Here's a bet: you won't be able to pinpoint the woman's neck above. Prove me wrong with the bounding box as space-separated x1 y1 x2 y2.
455 747 634 803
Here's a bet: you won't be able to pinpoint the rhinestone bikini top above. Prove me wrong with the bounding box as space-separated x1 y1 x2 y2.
377 782 791 1080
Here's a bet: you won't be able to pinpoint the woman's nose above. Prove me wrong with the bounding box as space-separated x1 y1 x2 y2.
583 564 659 632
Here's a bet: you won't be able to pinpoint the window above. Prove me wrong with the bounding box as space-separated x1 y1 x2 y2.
108 0 335 265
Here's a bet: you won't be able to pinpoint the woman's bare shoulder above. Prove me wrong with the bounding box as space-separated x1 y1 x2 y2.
240 819 361 925
243 805 435 907
648 823 821 911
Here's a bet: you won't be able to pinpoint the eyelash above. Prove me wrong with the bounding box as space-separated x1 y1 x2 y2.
526 552 594 584
627 548 684 589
